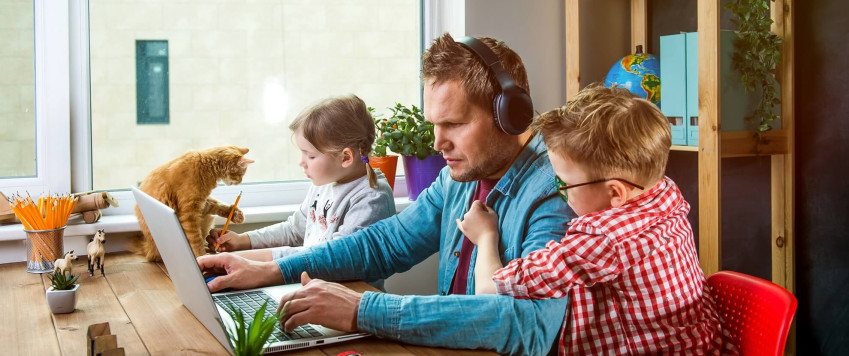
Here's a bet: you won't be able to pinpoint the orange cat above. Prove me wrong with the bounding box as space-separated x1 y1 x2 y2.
134 145 254 261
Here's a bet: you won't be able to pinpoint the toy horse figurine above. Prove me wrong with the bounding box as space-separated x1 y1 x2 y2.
87 229 107 276
53 250 77 275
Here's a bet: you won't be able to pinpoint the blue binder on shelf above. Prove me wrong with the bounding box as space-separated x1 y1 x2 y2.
660 30 781 147
660 34 687 146
686 32 700 146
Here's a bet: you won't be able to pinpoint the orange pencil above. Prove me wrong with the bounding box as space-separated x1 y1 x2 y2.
215 191 242 251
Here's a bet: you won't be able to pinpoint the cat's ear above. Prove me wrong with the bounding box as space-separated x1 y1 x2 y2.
238 157 255 168
339 147 354 168
238 147 249 154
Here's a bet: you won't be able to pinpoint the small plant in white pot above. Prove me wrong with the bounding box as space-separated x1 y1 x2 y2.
46 270 79 314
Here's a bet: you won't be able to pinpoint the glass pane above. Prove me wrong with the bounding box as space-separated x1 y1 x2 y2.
89 0 422 190
0 1 36 178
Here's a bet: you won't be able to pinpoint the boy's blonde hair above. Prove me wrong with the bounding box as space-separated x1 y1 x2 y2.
289 94 379 189
533 85 671 186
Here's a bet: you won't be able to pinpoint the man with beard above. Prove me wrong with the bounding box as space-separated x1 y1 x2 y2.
198 34 575 355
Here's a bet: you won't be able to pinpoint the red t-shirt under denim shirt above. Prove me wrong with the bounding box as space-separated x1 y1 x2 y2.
451 178 498 295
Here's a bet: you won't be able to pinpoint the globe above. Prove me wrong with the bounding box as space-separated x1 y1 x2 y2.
604 46 661 106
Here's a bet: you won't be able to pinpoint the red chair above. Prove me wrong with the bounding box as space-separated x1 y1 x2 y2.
707 271 798 355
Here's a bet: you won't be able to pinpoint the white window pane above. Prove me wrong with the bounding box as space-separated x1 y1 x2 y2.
1 0 70 195
89 0 422 191
0 1 35 178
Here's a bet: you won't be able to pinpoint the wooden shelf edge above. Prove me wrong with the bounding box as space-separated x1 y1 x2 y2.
721 129 789 157
671 145 699 152
670 130 790 156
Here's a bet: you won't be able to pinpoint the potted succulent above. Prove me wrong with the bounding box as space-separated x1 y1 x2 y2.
46 270 80 314
373 103 446 200
369 107 399 190
221 301 280 356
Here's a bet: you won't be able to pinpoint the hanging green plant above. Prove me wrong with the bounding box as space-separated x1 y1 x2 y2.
725 0 783 139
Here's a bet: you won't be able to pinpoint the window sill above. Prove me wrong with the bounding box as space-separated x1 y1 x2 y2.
0 197 413 242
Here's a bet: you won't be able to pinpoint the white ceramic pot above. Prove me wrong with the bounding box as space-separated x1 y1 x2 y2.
45 284 79 314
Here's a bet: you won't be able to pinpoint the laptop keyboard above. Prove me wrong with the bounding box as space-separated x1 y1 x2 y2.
213 291 324 343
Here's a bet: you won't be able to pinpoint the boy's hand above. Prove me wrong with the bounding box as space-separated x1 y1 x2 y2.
456 200 499 246
206 229 251 252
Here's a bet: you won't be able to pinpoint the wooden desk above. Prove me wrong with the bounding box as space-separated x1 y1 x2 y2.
0 252 496 356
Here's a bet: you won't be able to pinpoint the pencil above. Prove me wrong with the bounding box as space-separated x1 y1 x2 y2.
215 191 242 251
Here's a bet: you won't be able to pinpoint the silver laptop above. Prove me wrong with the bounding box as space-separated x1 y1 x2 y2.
131 187 368 354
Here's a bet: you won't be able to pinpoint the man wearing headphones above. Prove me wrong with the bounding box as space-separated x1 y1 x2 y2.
198 33 574 355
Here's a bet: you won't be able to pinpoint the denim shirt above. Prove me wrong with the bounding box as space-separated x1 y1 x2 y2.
275 135 576 355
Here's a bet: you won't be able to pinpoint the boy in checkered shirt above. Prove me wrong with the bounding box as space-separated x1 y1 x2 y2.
457 85 723 355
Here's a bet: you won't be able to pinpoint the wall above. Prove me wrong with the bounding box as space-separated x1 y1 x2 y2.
579 0 630 89
794 1 849 354
464 0 567 112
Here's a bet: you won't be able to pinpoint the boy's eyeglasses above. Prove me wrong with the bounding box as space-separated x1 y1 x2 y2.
554 176 645 203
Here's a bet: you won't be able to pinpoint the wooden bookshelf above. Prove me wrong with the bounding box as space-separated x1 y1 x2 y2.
564 2 795 348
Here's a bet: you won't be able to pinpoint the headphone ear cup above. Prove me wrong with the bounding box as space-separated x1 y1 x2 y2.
493 87 534 135
492 94 505 132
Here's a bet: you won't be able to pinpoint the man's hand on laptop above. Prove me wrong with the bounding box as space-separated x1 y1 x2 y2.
196 253 284 292
278 272 361 333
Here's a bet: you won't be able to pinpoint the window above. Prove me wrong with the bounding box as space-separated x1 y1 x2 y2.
135 40 170 125
85 0 424 203
3 0 446 215
0 1 36 179
0 0 70 195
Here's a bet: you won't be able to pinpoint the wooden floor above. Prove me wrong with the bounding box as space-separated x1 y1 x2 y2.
0 252 495 356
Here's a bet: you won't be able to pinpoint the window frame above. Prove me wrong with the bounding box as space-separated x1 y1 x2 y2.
0 0 71 196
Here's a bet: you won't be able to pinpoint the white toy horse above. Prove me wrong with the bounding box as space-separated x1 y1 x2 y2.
87 229 107 276
53 250 77 275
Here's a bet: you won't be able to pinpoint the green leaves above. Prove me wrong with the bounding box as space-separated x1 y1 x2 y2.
221 301 280 356
372 103 439 160
48 270 79 290
726 0 783 139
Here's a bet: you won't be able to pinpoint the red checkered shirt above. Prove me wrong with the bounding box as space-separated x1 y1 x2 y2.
493 177 722 355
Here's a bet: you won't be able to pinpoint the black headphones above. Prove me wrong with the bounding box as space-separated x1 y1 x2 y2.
455 36 534 135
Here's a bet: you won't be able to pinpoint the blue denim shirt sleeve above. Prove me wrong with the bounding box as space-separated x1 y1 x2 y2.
358 291 567 356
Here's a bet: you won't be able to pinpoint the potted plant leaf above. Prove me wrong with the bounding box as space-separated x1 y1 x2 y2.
369 107 399 190
726 0 782 140
220 301 280 356
373 103 446 200
46 270 80 314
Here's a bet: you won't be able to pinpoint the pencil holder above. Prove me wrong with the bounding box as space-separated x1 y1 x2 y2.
24 227 65 273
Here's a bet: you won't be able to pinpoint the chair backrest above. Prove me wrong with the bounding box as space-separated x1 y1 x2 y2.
707 270 798 355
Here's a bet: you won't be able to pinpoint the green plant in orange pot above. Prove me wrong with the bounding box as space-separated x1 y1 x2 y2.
369 107 399 190
372 103 445 200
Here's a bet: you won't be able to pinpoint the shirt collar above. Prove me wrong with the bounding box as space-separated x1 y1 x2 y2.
493 134 547 198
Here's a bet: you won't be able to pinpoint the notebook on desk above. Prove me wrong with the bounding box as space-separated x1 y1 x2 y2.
131 187 368 354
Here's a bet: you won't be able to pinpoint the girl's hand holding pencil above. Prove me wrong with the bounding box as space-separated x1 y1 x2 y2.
208 191 250 252
207 229 251 252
